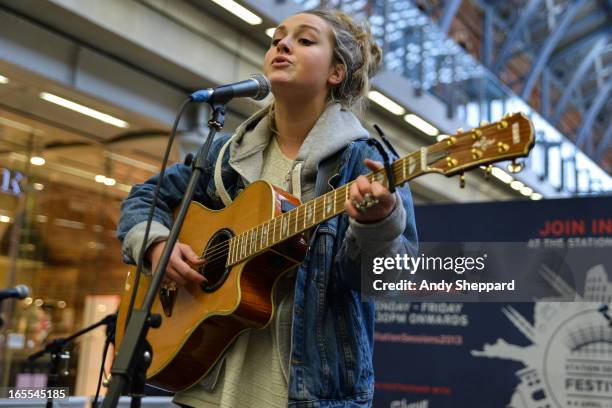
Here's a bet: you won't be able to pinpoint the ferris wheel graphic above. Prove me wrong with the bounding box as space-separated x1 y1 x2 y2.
472 264 612 408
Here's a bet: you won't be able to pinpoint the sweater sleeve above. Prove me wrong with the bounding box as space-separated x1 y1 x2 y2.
334 144 418 293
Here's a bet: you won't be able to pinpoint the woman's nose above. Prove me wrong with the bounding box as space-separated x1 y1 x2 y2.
276 37 291 53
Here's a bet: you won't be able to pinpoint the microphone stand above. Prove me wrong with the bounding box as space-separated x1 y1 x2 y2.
102 102 226 408
28 313 117 408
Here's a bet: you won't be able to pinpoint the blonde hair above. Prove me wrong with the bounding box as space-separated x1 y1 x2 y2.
268 9 382 132
304 8 382 114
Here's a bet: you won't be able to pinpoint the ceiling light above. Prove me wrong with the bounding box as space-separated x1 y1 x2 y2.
39 92 129 128
510 180 524 190
404 114 439 136
94 175 106 183
0 215 10 223
367 91 406 115
265 28 276 38
210 0 262 25
491 167 513 184
103 177 116 186
520 186 533 196
30 156 45 166
0 74 8 84
530 193 543 200
33 183 44 191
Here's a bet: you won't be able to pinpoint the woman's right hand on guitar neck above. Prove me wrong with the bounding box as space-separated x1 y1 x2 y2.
147 241 207 286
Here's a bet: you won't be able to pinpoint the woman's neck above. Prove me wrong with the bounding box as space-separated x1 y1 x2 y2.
273 96 327 160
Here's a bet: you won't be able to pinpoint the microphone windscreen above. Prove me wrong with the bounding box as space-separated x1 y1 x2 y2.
15 284 30 299
250 74 271 100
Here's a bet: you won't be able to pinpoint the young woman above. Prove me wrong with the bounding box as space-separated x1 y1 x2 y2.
117 8 417 408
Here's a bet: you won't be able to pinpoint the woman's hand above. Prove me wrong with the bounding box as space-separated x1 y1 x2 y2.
344 159 396 224
147 241 207 286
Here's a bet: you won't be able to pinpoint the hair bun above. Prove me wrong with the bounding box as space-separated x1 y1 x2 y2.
305 9 383 115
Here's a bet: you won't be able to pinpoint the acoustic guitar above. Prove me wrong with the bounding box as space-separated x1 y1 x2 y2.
115 113 535 391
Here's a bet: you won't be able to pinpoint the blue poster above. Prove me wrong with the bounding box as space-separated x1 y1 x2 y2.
373 196 612 408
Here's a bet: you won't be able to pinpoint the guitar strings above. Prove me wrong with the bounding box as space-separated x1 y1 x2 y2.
196 164 389 265
195 140 501 267
200 137 461 263
196 142 483 267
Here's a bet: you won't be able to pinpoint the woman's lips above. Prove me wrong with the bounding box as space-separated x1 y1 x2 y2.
272 57 292 67
272 60 292 68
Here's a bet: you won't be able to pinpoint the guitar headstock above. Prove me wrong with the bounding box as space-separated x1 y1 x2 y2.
426 113 535 176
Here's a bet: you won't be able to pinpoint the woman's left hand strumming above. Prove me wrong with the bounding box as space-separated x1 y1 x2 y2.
345 159 396 223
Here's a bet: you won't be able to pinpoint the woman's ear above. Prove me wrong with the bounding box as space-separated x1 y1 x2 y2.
328 63 345 86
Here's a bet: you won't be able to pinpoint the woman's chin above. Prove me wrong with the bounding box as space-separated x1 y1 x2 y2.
268 72 293 86
269 78 298 96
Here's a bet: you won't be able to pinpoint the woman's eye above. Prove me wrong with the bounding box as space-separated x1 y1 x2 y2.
271 39 280 46
299 38 315 45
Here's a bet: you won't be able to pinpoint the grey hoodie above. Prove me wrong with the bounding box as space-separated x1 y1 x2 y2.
217 102 370 202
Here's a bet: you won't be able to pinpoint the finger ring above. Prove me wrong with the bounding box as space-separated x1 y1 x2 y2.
351 197 368 213
362 193 380 208
163 281 177 291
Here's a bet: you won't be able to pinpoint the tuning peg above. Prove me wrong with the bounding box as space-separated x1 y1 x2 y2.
483 165 492 181
459 173 465 189
507 160 523 173
497 141 510 153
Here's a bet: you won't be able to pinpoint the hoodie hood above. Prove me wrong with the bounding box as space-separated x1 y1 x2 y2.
223 103 369 200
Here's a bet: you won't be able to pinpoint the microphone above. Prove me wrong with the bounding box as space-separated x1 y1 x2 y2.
0 284 30 301
191 74 271 104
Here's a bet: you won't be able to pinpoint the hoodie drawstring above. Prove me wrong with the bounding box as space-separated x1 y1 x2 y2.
214 134 237 207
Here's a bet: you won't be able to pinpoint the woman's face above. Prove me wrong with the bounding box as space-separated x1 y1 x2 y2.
264 13 343 101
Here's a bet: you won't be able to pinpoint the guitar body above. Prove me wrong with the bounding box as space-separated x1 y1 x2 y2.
115 181 308 391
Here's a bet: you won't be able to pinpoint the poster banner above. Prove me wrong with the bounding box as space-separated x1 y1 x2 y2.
373 196 612 408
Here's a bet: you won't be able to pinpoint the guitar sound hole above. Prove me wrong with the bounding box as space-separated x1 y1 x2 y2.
200 229 233 293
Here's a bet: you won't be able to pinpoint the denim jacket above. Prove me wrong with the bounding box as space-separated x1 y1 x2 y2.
117 126 418 408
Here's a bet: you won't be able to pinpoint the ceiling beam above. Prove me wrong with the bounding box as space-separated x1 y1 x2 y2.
520 0 588 100
575 80 612 149
482 3 493 68
595 122 612 162
439 0 462 34
558 9 608 43
552 36 608 124
493 0 543 74
541 68 551 117
549 27 610 65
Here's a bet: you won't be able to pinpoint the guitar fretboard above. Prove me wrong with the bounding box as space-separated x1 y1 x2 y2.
226 146 447 266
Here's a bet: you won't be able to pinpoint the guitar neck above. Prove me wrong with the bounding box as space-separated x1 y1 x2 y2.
227 147 440 266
